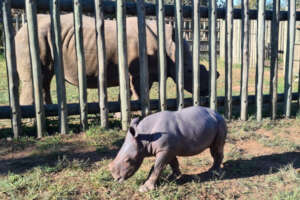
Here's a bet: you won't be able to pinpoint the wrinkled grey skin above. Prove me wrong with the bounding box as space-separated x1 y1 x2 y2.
109 106 227 192
15 14 216 105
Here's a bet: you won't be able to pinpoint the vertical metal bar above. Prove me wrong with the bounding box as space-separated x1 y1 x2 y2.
225 0 233 120
2 0 22 138
73 0 88 130
193 0 200 106
270 0 280 120
156 0 167 111
209 0 217 111
25 0 47 138
117 0 130 130
175 0 184 110
284 0 296 118
50 0 68 134
256 0 265 121
240 0 250 121
137 0 150 116
94 0 108 128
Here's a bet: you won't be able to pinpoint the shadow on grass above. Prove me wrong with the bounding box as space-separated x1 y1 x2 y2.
0 141 122 175
176 152 300 185
0 115 122 139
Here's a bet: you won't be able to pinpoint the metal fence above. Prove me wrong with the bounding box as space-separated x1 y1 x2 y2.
1 0 300 138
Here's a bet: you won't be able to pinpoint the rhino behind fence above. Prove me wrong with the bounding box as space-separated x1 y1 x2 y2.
1 0 299 138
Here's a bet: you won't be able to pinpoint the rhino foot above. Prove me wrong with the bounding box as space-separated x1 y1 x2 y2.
139 182 155 192
167 171 181 181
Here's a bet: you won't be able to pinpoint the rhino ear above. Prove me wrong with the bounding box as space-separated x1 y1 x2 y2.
130 117 140 128
129 126 138 138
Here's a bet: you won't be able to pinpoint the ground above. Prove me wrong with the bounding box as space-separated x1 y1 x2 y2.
0 51 299 199
0 117 299 199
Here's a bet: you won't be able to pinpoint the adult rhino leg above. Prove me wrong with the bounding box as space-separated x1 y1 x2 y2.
131 77 156 101
130 75 140 100
41 64 54 104
20 80 34 105
19 65 54 105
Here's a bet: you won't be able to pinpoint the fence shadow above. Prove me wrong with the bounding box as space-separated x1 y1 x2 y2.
175 152 300 185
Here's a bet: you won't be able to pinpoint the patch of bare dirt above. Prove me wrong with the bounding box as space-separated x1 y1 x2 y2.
238 140 275 155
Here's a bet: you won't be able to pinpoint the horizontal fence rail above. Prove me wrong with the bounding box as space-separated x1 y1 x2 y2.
0 93 299 119
10 1 300 21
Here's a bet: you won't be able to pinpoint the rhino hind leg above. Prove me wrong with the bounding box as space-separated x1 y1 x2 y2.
209 118 227 171
20 80 34 105
42 72 53 104
169 157 181 177
209 145 224 171
209 129 226 171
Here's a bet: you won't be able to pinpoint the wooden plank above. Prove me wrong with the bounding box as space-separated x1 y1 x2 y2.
10 1 300 21
192 0 200 106
25 0 47 138
284 0 296 118
50 0 68 134
2 0 22 138
209 0 217 111
137 0 150 116
22 13 25 26
175 0 184 110
116 0 130 130
240 0 250 121
94 0 108 128
1 93 298 119
73 0 88 130
225 0 233 120
270 0 280 120
256 0 265 121
219 20 225 59
15 14 19 32
156 0 167 111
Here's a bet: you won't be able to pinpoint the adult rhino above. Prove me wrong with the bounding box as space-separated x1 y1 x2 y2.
16 14 215 105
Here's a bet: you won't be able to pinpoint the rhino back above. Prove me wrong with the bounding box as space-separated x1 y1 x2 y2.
137 106 223 156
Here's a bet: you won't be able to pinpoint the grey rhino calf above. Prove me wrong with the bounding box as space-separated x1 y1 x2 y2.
109 106 227 192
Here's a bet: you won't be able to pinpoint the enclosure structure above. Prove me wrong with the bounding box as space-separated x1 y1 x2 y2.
1 0 300 138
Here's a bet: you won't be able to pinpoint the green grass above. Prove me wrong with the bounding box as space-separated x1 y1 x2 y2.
0 54 8 105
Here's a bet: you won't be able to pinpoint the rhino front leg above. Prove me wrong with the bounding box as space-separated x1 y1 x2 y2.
139 151 171 192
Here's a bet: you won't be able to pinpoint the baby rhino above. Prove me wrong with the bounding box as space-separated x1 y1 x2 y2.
109 106 227 192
